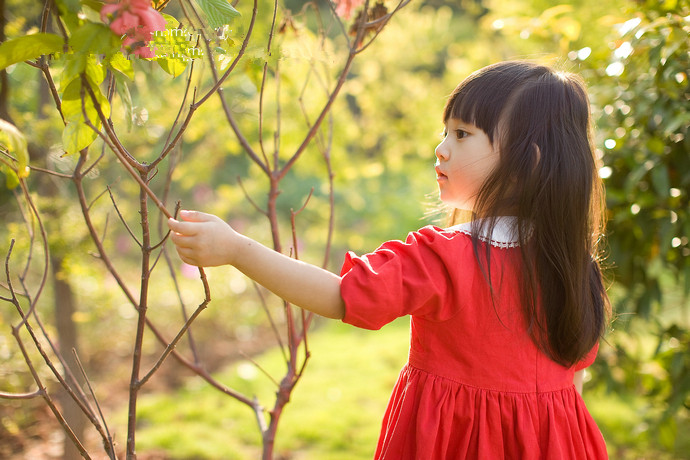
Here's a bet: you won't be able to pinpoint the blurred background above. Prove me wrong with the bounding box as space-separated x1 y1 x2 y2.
0 0 688 458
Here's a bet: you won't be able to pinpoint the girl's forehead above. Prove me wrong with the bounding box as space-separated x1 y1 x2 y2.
445 117 477 127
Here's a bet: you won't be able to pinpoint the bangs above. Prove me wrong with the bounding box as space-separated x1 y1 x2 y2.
443 62 547 143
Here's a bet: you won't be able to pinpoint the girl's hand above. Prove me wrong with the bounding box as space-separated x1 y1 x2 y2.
167 210 240 267
168 209 345 319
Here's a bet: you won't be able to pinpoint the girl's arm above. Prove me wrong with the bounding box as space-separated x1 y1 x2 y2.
573 369 584 395
168 210 345 320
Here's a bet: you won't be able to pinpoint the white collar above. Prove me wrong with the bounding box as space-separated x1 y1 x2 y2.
446 216 521 249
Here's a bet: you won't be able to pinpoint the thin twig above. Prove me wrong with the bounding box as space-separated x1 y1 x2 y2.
81 75 173 219
107 186 143 247
237 175 268 215
28 164 73 178
87 186 110 213
12 187 35 285
252 282 288 363
81 142 107 178
15 180 50 330
356 0 412 54
72 349 116 459
239 351 280 387
278 49 359 179
193 0 258 107
0 390 44 400
5 239 107 448
11 327 90 459
154 60 197 169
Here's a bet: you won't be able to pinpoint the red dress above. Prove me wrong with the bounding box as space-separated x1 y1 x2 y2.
339 223 607 459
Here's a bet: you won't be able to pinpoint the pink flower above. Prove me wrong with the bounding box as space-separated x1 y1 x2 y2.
101 0 166 57
333 0 365 19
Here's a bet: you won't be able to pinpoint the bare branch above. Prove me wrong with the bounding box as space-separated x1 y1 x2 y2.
81 76 173 219
141 256 211 384
11 327 89 459
87 186 110 213
194 0 258 107
72 349 116 459
14 180 50 330
253 282 288 363
154 61 197 169
107 186 143 247
81 142 107 178
0 389 44 400
240 351 280 387
278 50 358 179
237 175 268 216
355 0 411 53
28 164 73 179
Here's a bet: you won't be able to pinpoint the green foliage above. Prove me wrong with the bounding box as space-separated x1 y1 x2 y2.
0 33 64 71
60 73 111 154
193 0 241 29
581 3 690 449
590 8 689 314
2 0 689 458
0 120 29 188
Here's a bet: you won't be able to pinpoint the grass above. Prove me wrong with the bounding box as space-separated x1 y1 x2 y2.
129 316 690 459
132 318 410 459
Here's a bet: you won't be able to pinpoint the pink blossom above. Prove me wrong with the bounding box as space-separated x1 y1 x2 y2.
101 0 166 57
333 0 365 19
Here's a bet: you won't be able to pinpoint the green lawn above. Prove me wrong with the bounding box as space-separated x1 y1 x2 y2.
133 318 410 459
131 317 689 459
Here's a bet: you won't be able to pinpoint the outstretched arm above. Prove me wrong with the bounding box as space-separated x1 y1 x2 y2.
168 210 345 320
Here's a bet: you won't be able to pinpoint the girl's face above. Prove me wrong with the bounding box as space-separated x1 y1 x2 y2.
435 118 499 210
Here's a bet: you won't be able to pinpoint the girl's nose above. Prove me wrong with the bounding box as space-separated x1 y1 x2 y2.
435 142 449 162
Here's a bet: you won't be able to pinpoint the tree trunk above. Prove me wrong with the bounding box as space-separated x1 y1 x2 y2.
51 256 87 460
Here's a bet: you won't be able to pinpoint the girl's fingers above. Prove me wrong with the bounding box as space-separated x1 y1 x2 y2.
175 247 198 265
168 218 201 236
179 210 213 222
170 232 198 250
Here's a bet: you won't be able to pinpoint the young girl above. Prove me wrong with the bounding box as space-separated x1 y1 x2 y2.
168 61 610 459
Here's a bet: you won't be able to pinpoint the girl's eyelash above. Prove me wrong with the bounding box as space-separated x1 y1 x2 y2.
439 128 469 139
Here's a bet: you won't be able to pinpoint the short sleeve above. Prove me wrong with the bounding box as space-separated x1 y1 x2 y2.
339 226 474 330
573 341 599 371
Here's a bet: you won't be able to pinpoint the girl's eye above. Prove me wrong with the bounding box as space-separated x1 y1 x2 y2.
439 129 448 139
455 129 468 140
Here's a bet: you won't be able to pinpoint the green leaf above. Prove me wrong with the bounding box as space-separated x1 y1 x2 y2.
113 73 133 132
70 22 118 56
0 33 65 71
61 78 111 123
85 56 107 86
62 121 99 155
161 12 181 29
2 167 20 189
61 53 88 91
82 0 105 13
157 57 188 77
55 0 81 14
0 119 30 180
193 0 241 29
106 52 135 80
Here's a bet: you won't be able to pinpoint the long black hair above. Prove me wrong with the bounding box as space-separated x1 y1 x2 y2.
443 61 610 367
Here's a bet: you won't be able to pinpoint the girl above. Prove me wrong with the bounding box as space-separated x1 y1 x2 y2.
168 61 610 459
